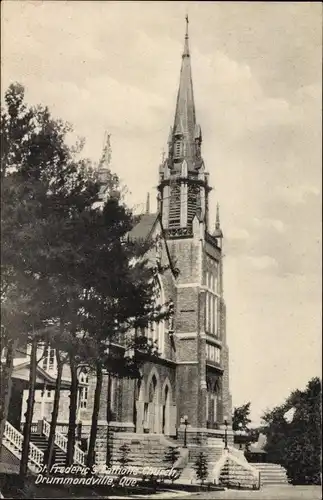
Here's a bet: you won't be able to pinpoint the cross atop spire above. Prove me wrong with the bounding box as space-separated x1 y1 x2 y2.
183 14 190 58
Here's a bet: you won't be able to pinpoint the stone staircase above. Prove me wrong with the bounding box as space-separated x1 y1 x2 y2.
110 432 180 468
252 463 289 486
174 437 224 484
219 455 259 489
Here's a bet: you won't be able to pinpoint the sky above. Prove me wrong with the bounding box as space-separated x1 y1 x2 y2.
1 1 322 425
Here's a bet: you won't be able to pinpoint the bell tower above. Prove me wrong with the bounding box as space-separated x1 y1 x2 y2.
156 17 232 437
158 16 211 235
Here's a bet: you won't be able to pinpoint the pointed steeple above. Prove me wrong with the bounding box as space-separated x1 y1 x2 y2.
216 203 220 230
172 16 198 167
213 203 223 239
146 192 150 214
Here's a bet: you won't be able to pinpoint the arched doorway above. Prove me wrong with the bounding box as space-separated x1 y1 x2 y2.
145 371 161 433
206 378 220 428
134 376 146 433
162 384 170 435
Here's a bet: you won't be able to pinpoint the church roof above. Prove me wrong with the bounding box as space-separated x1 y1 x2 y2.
128 213 159 241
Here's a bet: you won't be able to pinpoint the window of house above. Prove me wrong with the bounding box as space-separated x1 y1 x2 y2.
79 371 89 409
40 388 53 400
42 345 56 372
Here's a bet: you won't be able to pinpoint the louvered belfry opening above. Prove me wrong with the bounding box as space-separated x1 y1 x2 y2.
187 183 199 224
168 182 181 228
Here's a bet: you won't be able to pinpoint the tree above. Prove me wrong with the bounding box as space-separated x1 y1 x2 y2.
1 82 171 478
1 82 99 476
193 452 208 485
262 377 321 485
232 402 251 431
163 446 180 483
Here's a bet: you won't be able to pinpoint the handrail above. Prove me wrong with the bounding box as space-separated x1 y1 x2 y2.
212 448 228 485
226 450 260 488
227 445 247 461
4 421 43 472
212 447 260 488
42 419 86 465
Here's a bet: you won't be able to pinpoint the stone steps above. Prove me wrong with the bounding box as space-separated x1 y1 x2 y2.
219 458 259 489
252 463 289 485
110 433 180 468
188 446 223 464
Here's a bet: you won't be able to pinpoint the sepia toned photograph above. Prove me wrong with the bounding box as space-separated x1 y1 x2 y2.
0 1 321 499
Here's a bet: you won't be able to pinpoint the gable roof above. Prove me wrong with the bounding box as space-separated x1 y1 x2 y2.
128 212 179 279
12 361 86 388
128 213 159 241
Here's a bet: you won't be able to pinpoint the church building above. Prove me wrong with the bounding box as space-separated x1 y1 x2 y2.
94 18 233 443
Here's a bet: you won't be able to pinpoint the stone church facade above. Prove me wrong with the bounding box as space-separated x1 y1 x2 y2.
89 19 233 443
12 20 232 450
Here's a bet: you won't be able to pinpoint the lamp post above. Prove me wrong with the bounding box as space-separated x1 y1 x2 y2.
237 422 243 450
180 415 189 448
223 416 228 449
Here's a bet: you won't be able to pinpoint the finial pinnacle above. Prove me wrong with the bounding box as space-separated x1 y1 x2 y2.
185 14 189 37
216 203 220 229
146 192 150 214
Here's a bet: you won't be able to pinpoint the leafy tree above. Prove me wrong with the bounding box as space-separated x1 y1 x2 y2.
262 377 321 485
1 82 99 476
232 402 251 431
193 452 208 485
1 82 172 479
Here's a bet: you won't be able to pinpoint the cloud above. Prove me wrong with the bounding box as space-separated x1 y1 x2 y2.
247 255 278 271
227 228 250 241
275 185 321 205
253 218 285 233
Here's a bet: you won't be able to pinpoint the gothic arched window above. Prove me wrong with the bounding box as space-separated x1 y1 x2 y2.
169 183 181 227
145 275 165 356
187 184 200 223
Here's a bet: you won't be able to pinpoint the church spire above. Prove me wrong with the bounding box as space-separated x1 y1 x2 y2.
158 18 207 233
171 16 200 168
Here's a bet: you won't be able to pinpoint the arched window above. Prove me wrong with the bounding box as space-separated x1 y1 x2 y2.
169 184 181 227
148 375 157 403
145 275 165 356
